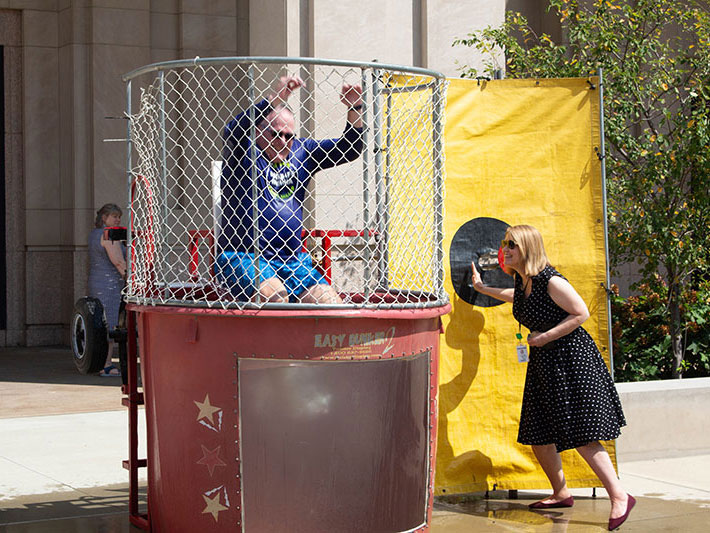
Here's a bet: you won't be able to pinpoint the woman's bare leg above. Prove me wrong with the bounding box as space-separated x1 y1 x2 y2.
532 444 572 502
576 441 629 520
102 341 120 375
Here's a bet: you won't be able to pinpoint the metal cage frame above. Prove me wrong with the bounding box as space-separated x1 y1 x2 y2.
123 57 448 310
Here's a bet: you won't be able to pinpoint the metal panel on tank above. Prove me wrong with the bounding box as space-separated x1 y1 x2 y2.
239 353 431 532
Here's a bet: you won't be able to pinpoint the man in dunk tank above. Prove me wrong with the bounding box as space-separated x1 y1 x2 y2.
217 75 364 303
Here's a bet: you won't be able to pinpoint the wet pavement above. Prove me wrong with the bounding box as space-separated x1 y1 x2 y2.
2 347 709 532
432 487 710 531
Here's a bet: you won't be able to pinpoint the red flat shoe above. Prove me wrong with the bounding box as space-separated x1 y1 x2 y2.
608 494 636 530
528 495 574 509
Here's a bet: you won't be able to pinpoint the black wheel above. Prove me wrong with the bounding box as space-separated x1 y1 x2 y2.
71 297 108 374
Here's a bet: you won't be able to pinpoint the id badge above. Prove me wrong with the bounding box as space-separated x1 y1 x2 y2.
516 343 529 363
515 332 529 363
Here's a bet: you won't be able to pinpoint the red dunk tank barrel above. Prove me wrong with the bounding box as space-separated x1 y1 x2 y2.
132 304 449 533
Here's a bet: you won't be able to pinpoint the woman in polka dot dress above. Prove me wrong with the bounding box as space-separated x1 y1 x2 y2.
471 224 635 531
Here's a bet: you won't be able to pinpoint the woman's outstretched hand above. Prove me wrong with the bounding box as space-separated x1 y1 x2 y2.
471 261 484 291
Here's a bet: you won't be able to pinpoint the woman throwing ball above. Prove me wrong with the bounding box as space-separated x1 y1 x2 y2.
471 224 634 531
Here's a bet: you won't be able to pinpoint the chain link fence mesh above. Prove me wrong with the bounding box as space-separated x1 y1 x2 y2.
124 58 447 309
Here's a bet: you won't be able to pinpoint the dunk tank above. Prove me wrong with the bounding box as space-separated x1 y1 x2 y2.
121 57 449 532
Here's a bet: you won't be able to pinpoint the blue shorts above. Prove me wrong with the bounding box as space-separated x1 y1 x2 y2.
216 251 328 301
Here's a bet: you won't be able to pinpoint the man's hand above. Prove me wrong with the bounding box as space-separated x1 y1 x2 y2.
341 84 363 127
270 75 305 107
340 84 363 108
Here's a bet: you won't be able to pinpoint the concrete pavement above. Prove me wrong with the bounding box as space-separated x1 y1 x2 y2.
2 347 710 532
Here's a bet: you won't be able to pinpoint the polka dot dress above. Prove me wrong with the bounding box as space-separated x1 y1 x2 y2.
513 266 626 452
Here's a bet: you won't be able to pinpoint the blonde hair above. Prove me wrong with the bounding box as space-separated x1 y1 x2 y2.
505 224 550 278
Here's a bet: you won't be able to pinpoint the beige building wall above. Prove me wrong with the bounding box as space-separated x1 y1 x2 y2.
1 0 519 346
247 0 504 77
1 0 249 346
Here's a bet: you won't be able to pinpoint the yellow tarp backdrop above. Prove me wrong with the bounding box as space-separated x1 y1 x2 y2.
436 77 616 494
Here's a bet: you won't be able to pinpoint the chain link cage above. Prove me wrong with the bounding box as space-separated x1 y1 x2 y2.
123 57 448 310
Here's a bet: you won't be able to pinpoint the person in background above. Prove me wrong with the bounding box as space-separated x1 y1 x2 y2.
88 203 126 377
218 75 363 304
470 224 634 531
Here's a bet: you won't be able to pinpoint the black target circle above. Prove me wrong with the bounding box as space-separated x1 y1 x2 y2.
450 217 514 307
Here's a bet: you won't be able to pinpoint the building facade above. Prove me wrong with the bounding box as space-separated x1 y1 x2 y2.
1 0 558 346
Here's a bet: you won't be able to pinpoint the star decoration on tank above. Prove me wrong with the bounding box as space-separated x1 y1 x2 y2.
194 393 222 432
197 445 227 476
201 490 229 522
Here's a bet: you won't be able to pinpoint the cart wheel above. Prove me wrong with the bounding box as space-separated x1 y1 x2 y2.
71 297 108 374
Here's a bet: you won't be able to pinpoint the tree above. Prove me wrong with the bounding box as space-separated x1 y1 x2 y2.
454 0 710 378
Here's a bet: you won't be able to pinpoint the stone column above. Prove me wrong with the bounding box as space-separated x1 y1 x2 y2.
1 9 24 346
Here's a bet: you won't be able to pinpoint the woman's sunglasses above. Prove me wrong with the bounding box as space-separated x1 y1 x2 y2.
501 239 518 250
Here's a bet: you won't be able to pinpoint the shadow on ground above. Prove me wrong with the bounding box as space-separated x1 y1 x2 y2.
0 347 133 387
0 484 146 532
